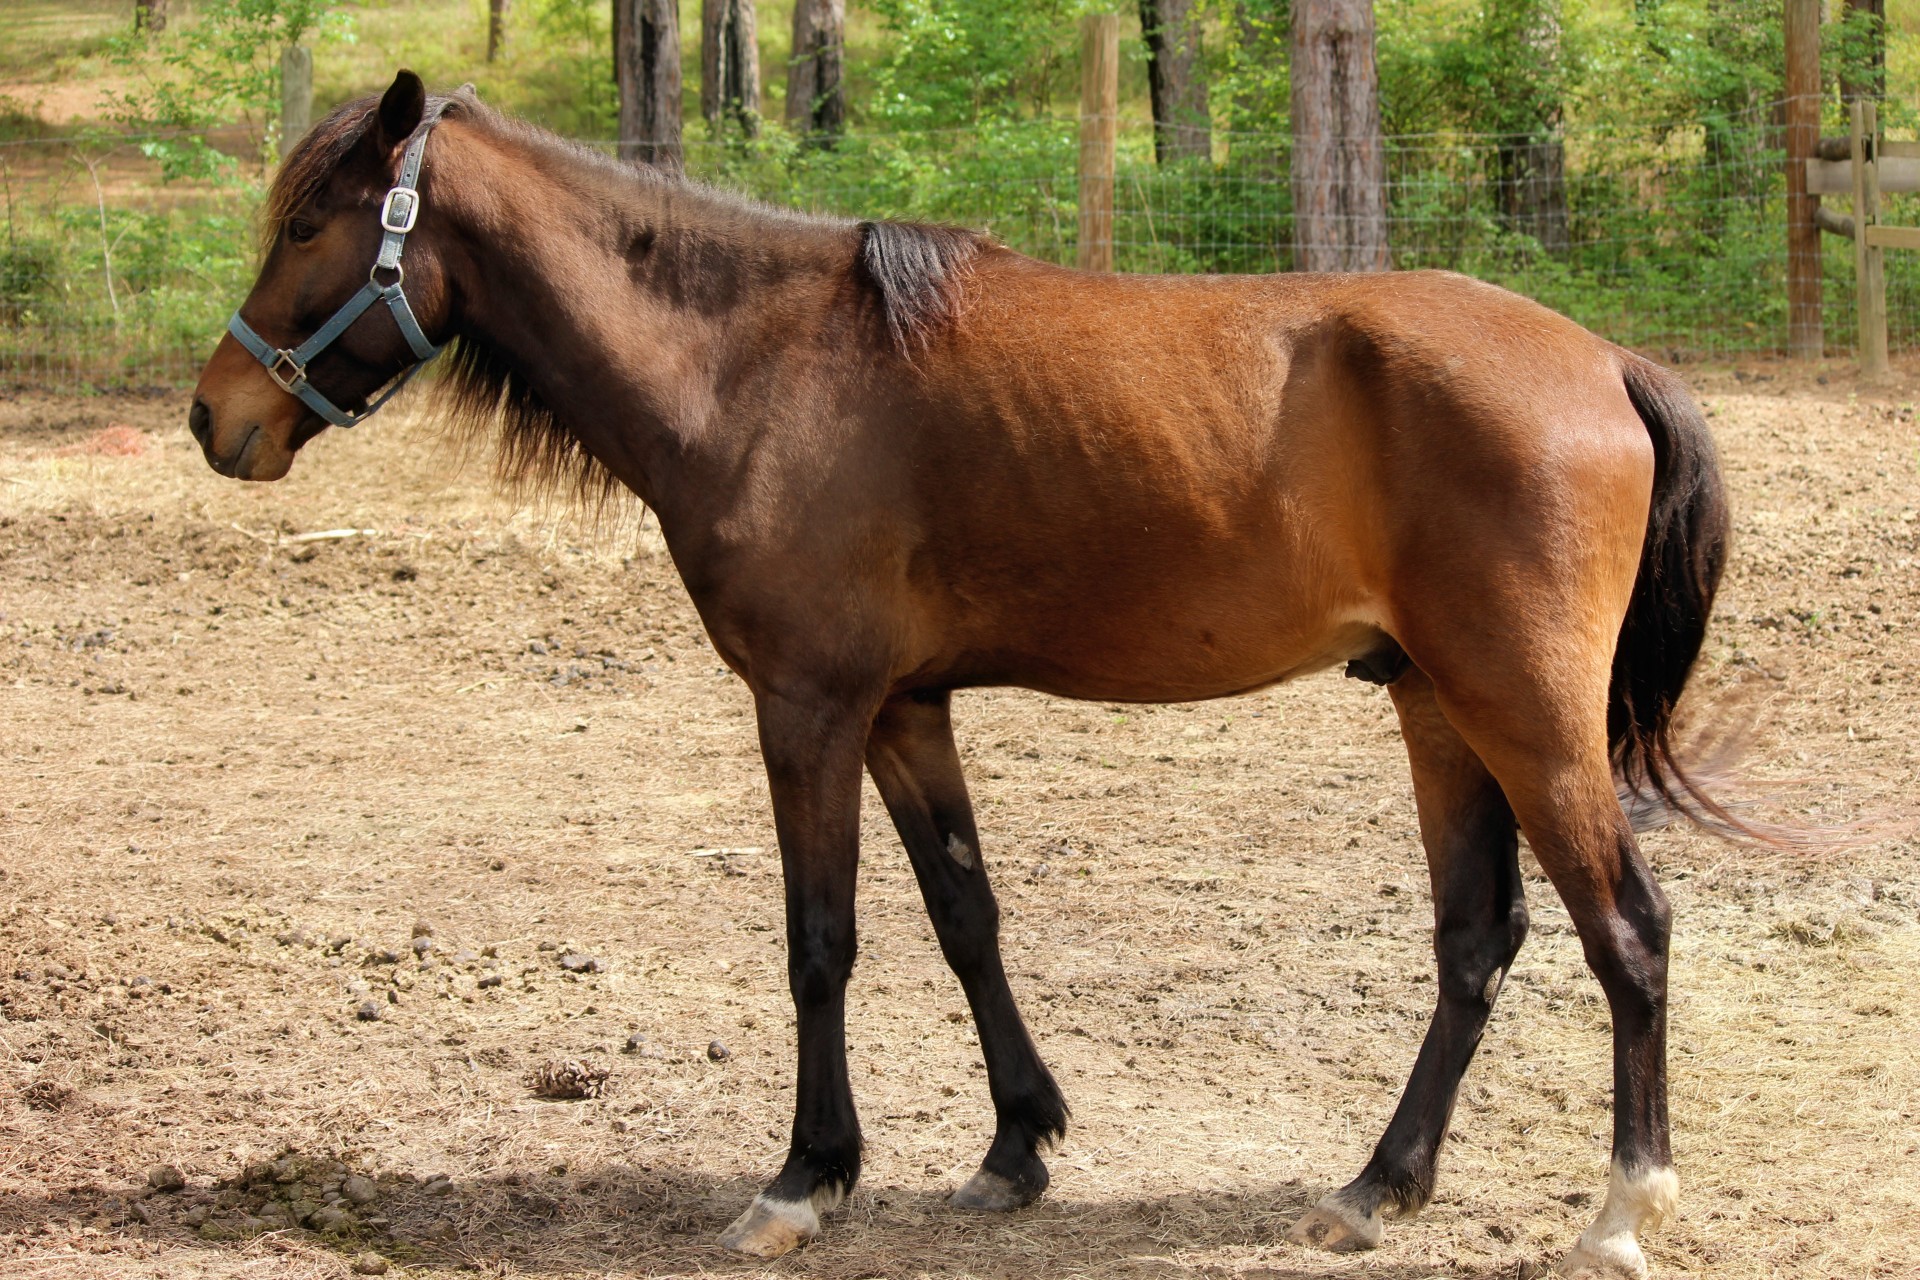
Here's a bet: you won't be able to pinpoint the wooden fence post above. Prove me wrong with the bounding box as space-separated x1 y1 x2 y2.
1785 0 1822 358
1078 14 1119 272
1854 98 1889 378
280 45 313 160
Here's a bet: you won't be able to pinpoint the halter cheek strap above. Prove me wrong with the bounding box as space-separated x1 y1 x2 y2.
227 106 447 428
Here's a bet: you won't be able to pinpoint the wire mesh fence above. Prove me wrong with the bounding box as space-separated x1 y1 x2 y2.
6 105 1920 392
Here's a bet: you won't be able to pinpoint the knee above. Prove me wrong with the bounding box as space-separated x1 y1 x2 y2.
788 934 857 1005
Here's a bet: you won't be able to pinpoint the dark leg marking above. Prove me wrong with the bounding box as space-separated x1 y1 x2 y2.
1292 669 1527 1252
866 690 1068 1210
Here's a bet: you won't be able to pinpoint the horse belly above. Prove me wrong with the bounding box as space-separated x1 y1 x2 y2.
941 544 1386 704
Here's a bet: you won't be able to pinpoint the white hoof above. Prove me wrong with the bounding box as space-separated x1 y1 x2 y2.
1557 1162 1678 1280
1287 1186 1383 1253
718 1193 822 1258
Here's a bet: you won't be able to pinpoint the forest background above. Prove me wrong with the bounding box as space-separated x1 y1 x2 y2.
1 0 1916 386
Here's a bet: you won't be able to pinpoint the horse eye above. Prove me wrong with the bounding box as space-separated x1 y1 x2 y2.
287 219 318 244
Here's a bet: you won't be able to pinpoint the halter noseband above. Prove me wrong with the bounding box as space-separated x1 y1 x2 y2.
227 107 447 428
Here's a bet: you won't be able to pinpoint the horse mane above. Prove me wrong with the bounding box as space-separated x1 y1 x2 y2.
269 88 987 506
857 220 985 352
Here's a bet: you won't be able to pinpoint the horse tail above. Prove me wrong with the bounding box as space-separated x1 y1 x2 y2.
1609 352 1740 835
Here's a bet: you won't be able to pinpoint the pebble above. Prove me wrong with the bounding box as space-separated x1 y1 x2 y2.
147 1165 186 1193
707 1039 731 1062
423 1176 454 1197
476 974 502 989
624 1032 649 1053
342 1174 378 1205
558 952 600 973
327 934 352 953
307 1204 354 1233
411 936 433 957
412 920 435 938
356 1000 383 1022
351 1253 391 1276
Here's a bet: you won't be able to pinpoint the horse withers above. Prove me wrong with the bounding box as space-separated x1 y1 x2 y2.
189 71 1737 1278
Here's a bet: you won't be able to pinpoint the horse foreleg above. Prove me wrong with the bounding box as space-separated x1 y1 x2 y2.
718 690 872 1259
1290 668 1528 1252
865 691 1068 1211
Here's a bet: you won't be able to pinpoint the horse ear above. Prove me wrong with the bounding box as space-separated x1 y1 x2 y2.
377 70 427 151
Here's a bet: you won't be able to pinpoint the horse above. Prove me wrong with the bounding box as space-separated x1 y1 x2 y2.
189 71 1737 1278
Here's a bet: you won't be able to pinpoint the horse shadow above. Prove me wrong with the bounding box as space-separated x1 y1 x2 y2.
0 1154 1547 1278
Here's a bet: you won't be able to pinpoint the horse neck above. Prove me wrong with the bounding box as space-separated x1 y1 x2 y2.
433 124 857 512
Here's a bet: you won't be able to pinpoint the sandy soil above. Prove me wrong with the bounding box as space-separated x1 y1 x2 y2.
1 365 1917 1280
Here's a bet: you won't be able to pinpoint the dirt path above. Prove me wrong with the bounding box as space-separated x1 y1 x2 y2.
1 372 1917 1279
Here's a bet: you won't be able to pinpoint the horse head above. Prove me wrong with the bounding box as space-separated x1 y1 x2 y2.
190 71 454 480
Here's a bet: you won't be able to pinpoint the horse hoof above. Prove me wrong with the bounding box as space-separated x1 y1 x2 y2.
718 1194 819 1258
951 1168 1045 1212
1287 1190 1382 1253
1556 1233 1649 1280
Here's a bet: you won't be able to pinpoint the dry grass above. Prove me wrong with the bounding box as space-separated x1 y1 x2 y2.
1 363 1917 1279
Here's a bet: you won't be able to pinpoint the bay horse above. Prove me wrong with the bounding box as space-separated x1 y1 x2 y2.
190 72 1733 1278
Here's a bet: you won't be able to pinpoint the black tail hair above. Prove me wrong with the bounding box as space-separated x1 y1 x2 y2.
1610 353 1737 830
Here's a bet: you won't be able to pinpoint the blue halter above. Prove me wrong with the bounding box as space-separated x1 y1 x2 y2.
227 108 446 428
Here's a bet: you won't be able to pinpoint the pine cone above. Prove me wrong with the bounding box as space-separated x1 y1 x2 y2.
526 1058 611 1099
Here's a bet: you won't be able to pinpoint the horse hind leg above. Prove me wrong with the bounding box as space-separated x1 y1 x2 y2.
1415 651 1676 1278
1290 667 1528 1252
865 691 1069 1210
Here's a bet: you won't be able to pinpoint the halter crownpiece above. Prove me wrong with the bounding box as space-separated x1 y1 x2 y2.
226 103 449 428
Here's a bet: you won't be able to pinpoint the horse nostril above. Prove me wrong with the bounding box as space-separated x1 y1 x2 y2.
188 399 212 447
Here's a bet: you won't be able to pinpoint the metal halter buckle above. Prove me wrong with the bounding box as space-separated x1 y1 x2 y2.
267 349 308 392
380 185 420 234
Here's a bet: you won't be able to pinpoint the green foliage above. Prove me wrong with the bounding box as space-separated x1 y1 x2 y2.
103 0 353 184
866 0 1092 128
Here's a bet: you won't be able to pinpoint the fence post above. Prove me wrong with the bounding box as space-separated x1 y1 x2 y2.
1077 14 1118 272
280 45 313 160
1785 0 1822 358
1855 98 1889 378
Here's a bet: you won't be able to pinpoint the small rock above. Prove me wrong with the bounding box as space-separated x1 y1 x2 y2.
451 949 479 966
147 1165 186 1193
351 1253 391 1276
707 1039 730 1062
411 936 433 957
557 952 599 973
412 920 435 939
623 1032 649 1053
342 1175 378 1206
476 974 503 989
256 1202 295 1228
356 1000 383 1022
307 1204 354 1233
181 1204 210 1226
326 934 352 953
423 1176 454 1197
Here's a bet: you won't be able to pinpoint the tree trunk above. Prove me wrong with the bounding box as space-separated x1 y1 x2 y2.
786 0 844 143
1139 0 1210 165
1842 0 1885 103
487 0 510 63
1290 0 1390 272
1492 0 1569 255
702 0 761 137
133 0 168 34
614 0 683 171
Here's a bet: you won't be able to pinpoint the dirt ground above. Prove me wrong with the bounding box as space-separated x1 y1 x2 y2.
1 363 1917 1280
